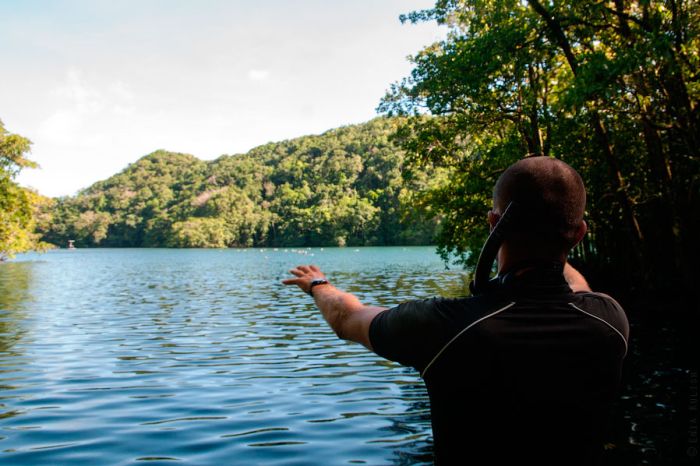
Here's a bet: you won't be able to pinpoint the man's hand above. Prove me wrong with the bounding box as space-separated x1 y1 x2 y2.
282 264 386 351
282 264 328 295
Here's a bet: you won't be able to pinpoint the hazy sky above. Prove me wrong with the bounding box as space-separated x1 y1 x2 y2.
1 0 444 197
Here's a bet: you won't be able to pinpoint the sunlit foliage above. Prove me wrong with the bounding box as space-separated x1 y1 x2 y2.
40 118 440 248
0 119 49 260
380 0 699 290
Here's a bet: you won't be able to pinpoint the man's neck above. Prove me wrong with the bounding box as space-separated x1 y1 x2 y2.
497 244 566 275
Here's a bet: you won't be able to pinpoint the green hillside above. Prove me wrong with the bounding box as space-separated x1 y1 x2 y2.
39 118 440 248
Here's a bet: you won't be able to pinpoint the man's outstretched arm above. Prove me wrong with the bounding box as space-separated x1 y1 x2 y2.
282 265 387 351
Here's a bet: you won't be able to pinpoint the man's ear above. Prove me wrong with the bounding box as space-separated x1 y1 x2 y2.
488 210 500 232
573 220 587 246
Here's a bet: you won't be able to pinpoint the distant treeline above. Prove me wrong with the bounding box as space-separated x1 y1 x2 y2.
38 118 440 248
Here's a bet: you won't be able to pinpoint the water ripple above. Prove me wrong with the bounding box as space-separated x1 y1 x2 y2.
0 248 455 465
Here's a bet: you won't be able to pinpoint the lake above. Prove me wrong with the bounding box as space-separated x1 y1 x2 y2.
1 247 691 465
0 247 467 465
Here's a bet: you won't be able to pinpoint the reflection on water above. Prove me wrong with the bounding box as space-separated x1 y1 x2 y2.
603 307 696 466
0 261 33 373
0 248 465 465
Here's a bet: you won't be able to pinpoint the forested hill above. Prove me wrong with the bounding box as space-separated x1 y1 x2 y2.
39 118 438 248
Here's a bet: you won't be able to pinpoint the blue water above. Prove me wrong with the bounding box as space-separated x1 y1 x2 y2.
0 247 467 465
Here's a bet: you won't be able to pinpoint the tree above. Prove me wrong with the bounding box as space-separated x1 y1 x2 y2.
0 119 46 260
40 118 439 249
167 217 233 248
380 0 699 290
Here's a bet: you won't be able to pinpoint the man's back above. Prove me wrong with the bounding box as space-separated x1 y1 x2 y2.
283 157 630 465
369 265 629 464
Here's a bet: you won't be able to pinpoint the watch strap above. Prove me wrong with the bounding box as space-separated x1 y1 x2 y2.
308 279 329 296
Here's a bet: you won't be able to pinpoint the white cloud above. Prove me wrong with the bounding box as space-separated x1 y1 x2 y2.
37 110 80 145
4 0 446 197
248 69 270 81
38 69 136 146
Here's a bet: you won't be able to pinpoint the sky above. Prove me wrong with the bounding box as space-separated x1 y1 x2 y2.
0 0 444 197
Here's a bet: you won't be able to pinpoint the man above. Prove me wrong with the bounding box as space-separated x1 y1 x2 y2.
283 156 629 465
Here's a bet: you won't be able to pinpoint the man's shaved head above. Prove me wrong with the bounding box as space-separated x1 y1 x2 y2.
493 156 586 252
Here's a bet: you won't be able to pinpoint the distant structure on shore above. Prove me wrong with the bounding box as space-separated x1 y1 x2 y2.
68 240 76 250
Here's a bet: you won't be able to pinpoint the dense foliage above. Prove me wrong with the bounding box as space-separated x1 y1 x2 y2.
0 119 48 261
40 118 440 248
379 0 698 291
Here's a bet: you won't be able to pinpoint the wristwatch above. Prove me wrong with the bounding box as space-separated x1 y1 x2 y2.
308 278 329 296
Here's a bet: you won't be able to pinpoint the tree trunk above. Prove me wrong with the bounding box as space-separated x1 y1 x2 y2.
528 0 646 257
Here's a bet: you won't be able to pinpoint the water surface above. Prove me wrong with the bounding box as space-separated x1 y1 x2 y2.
0 247 466 465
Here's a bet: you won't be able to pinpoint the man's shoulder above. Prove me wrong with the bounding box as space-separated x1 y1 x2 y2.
569 291 630 350
368 294 512 371
384 293 516 328
573 290 625 307
570 291 628 320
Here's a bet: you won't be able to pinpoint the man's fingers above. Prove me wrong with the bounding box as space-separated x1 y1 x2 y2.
283 265 322 290
296 264 320 273
288 265 319 276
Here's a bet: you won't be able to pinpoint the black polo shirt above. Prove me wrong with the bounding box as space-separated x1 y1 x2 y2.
369 266 629 465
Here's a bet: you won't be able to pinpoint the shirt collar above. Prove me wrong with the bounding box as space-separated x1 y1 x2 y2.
497 260 572 295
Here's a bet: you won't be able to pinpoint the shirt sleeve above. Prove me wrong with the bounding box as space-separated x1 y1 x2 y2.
369 298 449 373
